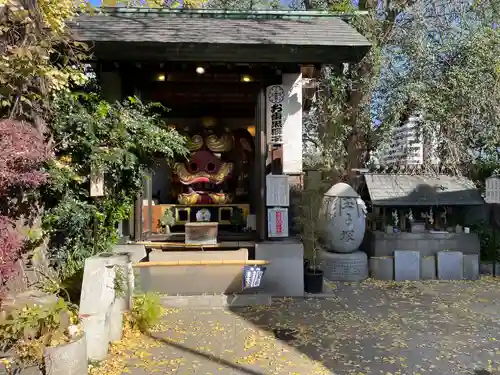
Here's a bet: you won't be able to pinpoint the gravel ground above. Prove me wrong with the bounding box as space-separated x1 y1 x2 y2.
90 277 500 375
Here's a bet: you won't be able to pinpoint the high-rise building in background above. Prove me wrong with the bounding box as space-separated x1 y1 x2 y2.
380 115 423 166
379 114 440 167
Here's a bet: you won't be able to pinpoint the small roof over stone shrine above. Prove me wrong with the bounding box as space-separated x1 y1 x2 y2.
70 8 371 63
364 173 484 206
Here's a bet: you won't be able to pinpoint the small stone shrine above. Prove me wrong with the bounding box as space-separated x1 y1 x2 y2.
363 173 483 281
319 182 368 281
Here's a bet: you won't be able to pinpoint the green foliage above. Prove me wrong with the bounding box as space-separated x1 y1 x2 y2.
0 298 78 365
113 265 128 299
0 0 91 119
131 292 164 332
470 221 500 262
159 208 175 231
230 207 244 227
294 178 327 269
42 198 99 279
303 3 388 176
374 0 500 175
41 93 188 282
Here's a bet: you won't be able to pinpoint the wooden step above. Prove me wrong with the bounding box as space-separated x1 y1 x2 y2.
136 240 255 251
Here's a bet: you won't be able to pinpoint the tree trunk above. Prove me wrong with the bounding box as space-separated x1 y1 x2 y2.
343 0 377 185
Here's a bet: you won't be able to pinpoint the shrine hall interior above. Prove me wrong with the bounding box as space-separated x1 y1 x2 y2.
117 62 313 240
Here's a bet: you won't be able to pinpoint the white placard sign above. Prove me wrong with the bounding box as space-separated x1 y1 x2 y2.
485 176 500 204
266 85 286 145
266 174 289 207
90 168 104 197
268 208 289 238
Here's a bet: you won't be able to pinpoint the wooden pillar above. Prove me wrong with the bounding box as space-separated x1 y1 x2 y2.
134 193 142 241
255 89 267 241
270 145 283 174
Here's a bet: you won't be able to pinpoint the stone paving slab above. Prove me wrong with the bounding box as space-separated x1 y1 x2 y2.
159 293 273 309
89 277 500 375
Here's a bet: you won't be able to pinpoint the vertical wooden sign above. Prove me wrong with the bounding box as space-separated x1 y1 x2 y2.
90 168 105 197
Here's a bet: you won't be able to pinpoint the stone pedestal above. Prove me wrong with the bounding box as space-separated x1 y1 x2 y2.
79 253 129 361
369 232 480 257
108 298 126 342
43 334 87 375
320 250 368 281
2 290 57 313
410 222 426 233
112 244 147 263
421 256 436 280
437 251 464 280
369 256 394 280
394 250 420 281
255 239 304 296
463 254 479 280
79 254 116 316
80 312 109 361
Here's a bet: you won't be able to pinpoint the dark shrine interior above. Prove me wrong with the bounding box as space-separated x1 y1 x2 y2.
113 62 304 118
104 62 292 240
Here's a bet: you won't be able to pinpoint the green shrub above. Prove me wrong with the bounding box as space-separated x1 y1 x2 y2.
0 299 80 366
131 293 163 332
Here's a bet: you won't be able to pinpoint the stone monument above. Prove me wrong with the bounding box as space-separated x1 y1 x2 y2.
319 183 368 281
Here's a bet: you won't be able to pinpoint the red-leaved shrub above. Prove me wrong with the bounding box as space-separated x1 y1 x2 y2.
0 119 50 193
0 119 50 292
0 216 22 292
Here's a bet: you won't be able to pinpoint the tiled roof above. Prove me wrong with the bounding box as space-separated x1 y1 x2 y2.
364 174 484 206
71 9 371 48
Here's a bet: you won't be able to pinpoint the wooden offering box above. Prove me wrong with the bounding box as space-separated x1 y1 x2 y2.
185 222 218 245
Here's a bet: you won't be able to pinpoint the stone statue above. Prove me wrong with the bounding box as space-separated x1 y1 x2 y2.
318 182 369 281
320 183 367 253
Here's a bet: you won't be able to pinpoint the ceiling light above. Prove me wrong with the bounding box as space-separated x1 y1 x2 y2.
247 126 256 136
196 66 205 74
241 74 253 83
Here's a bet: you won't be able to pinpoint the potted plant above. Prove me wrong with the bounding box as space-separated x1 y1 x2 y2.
437 207 448 232
304 248 324 293
0 298 87 375
159 208 175 234
405 209 415 232
296 185 324 294
421 207 434 231
230 207 245 231
392 210 399 233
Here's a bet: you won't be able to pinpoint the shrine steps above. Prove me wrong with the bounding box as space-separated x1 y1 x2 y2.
135 240 255 252
113 240 305 300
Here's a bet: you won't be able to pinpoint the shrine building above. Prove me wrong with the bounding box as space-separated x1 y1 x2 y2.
71 7 370 295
